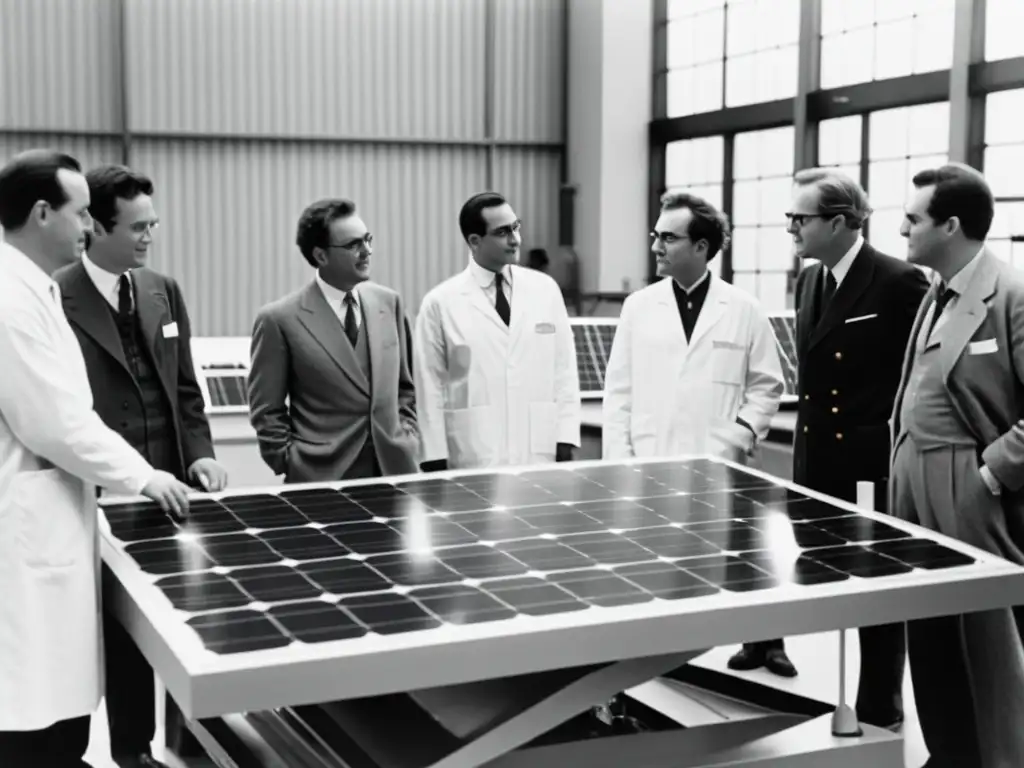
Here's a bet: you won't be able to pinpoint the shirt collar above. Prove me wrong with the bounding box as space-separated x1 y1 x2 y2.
468 256 512 288
315 271 360 308
82 252 127 304
0 241 58 302
945 246 987 296
825 234 863 287
673 269 710 295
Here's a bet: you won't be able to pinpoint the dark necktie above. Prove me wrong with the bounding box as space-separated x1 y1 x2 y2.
926 284 955 341
494 272 511 326
343 293 359 347
820 269 837 318
117 273 132 320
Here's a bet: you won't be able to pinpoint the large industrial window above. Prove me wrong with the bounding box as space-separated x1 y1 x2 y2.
724 0 800 108
666 0 726 117
664 135 726 276
731 126 795 311
985 89 1024 268
986 0 1024 62
818 116 862 182
819 0 956 89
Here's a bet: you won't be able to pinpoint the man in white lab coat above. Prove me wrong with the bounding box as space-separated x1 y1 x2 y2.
0 149 190 768
603 191 784 464
415 192 581 471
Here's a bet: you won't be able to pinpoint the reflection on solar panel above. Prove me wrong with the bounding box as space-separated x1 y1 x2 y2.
103 458 975 656
769 312 798 402
571 319 617 398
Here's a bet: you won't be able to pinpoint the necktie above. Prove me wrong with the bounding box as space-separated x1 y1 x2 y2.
494 272 511 326
117 273 132 319
821 269 837 312
343 293 359 346
926 284 955 341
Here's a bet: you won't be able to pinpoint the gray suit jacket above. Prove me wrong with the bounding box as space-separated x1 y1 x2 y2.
892 250 1024 504
248 280 418 483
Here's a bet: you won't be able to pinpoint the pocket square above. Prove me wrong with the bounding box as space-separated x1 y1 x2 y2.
845 313 878 324
969 338 998 355
162 322 179 339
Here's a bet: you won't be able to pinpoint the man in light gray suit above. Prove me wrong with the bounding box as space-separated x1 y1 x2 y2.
248 198 419 483
892 163 1024 768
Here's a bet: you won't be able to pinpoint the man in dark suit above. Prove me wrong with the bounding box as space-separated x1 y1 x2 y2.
727 169 927 728
248 198 419 483
891 164 1024 768
54 164 227 768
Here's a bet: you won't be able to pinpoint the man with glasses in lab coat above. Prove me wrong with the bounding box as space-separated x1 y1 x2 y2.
415 192 580 471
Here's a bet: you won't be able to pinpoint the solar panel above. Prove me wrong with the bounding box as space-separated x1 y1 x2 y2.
570 318 618 398
190 337 251 414
769 311 798 404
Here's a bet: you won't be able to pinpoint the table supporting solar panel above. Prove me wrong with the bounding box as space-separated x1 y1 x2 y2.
99 456 1024 768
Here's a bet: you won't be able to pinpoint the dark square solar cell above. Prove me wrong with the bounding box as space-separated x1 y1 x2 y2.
269 601 368 643
105 501 180 542
187 609 290 655
574 499 669 529
156 571 251 612
871 539 975 570
340 592 442 635
180 499 248 536
480 577 587 616
278 488 374 524
364 552 462 587
433 545 530 579
807 545 914 578
257 527 349 561
230 565 323 602
547 570 654 608
560 532 659 564
497 539 597 571
614 562 720 600
449 511 538 541
125 538 214 575
220 494 308 529
199 533 283 568
622 527 722 559
410 584 517 625
811 517 913 543
298 558 392 595
324 521 405 555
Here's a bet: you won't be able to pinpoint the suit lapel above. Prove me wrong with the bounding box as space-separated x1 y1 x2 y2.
808 244 875 352
687 275 727 349
940 251 1000 385
131 270 176 399
362 288 386 397
891 280 938 437
60 260 129 371
795 262 821 362
297 281 370 396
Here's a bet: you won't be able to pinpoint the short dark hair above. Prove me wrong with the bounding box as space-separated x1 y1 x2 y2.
459 192 508 242
793 168 872 230
86 164 154 232
912 163 994 242
295 198 358 267
0 149 82 231
660 191 731 260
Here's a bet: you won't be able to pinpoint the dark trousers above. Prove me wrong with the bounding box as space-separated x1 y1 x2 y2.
104 573 198 762
343 436 381 480
0 715 92 768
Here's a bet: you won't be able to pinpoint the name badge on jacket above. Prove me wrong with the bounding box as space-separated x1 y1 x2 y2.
162 322 179 339
713 340 743 350
534 322 556 334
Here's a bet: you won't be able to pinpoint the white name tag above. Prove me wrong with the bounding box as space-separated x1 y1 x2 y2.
969 338 998 355
162 322 179 339
845 313 878 324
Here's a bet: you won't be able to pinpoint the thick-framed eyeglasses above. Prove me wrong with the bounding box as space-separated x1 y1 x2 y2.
329 233 374 251
649 230 691 245
128 220 160 236
488 219 522 238
784 212 833 228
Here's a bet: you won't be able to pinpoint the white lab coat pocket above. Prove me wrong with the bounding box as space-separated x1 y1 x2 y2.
528 401 558 457
445 405 495 469
11 468 87 569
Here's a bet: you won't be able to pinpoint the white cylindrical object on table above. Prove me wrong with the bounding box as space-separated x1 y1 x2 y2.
856 481 875 511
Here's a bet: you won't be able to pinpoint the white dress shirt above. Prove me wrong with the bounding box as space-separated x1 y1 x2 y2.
923 247 986 342
316 271 361 329
469 257 513 308
82 252 131 311
824 234 864 288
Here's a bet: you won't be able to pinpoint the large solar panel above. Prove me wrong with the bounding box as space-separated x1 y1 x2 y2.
769 311 798 404
570 318 617 398
99 455 1024 721
190 337 250 414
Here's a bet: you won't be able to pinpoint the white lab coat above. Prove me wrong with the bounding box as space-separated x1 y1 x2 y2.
603 274 784 461
415 263 581 469
0 242 152 732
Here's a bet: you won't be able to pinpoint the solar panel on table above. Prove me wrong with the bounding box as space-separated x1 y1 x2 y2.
103 458 976 656
205 374 248 407
572 322 617 395
769 313 798 399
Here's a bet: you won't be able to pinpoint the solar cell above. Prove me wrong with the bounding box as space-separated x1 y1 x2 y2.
570 319 618 397
768 312 798 402
102 458 980 657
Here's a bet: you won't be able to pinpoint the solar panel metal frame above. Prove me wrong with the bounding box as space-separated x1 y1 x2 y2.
569 317 619 400
190 336 251 416
100 455 1024 720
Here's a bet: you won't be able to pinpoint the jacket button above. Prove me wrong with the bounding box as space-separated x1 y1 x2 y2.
120 421 128 429
832 389 838 396
804 394 810 400
836 432 843 440
122 401 129 409
831 406 839 414
834 352 843 361
803 426 809 433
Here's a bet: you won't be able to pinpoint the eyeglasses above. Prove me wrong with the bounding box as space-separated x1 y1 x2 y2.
650 230 691 245
784 213 832 228
128 220 159 236
329 233 374 251
487 220 522 238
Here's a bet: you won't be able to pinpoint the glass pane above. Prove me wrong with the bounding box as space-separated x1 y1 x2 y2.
906 153 948 181
758 0 800 48
732 181 761 226
985 90 1024 146
869 209 909 259
986 0 1024 61
985 146 1024 197
990 202 1013 241
755 272 790 312
907 103 950 155
735 126 795 180
820 28 875 89
760 227 794 270
759 177 792 225
725 53 759 108
666 136 725 187
667 21 695 69
913 9 955 74
874 19 914 80
819 116 862 166
732 271 758 296
757 46 799 103
874 0 916 24
1013 243 1024 273
731 229 759 271
726 0 758 57
868 159 910 207
668 65 725 118
869 108 911 159
692 10 727 64
668 0 725 19
988 239 1012 264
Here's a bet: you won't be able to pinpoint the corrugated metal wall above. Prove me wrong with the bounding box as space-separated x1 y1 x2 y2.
1 0 565 334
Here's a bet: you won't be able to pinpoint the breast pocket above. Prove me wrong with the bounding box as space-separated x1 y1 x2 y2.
8 469 89 569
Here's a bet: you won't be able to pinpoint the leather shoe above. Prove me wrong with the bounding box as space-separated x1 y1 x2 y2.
859 713 904 732
727 646 765 671
764 648 798 677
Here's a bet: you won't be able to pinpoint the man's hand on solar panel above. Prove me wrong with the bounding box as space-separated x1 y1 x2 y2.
142 470 191 519
188 457 229 492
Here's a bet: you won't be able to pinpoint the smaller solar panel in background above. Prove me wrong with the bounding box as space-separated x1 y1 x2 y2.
768 314 798 400
573 322 618 395
206 374 249 408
